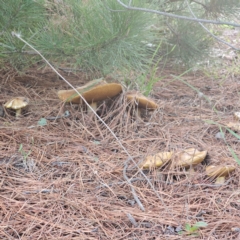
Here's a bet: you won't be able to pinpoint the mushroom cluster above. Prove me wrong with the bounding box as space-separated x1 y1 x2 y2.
141 148 207 171
141 148 236 185
57 79 159 118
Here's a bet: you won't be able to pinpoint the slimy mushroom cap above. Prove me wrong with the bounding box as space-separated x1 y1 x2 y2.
206 165 235 178
57 79 123 104
140 151 173 169
171 148 207 168
126 92 158 110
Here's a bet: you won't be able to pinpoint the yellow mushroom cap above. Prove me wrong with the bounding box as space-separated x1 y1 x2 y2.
172 148 207 168
140 151 173 169
126 92 158 110
206 165 235 178
57 79 123 104
4 97 29 110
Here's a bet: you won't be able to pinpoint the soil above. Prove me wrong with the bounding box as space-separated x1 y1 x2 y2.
0 54 240 238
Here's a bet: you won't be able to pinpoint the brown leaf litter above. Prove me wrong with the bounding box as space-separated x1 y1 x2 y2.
0 66 240 239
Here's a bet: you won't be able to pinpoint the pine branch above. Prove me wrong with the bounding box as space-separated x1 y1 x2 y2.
116 0 240 27
185 0 240 51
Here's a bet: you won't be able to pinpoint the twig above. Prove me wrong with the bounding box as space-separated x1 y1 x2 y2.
190 0 208 10
45 110 70 120
126 213 138 227
99 176 233 188
185 0 240 51
116 0 240 28
51 63 84 73
123 157 145 211
23 189 58 194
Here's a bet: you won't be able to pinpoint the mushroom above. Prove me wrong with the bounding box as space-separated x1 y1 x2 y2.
140 151 173 169
126 91 158 119
4 97 29 118
57 79 123 113
226 122 240 132
171 148 207 171
206 165 235 184
234 112 240 121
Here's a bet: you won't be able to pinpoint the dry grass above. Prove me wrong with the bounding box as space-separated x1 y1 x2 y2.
0 65 240 239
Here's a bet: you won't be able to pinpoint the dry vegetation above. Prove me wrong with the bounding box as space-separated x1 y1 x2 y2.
0 60 240 240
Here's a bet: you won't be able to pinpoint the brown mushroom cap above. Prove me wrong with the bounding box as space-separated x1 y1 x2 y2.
57 79 123 104
126 92 158 110
206 165 236 178
4 97 29 110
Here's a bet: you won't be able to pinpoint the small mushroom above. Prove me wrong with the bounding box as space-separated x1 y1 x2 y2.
234 112 240 121
206 165 235 184
57 79 123 113
140 151 173 169
126 91 158 119
171 148 207 171
4 97 29 118
226 122 240 132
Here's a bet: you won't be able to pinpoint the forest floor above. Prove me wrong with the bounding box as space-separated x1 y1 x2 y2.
0 29 240 239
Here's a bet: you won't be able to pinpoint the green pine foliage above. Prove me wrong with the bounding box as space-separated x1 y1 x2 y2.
0 0 157 74
0 0 239 73
151 0 240 65
201 0 240 16
35 0 157 74
0 0 47 69
167 20 213 64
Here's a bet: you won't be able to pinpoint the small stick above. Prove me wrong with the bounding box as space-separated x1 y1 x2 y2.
98 176 233 189
123 157 145 211
126 213 138 227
